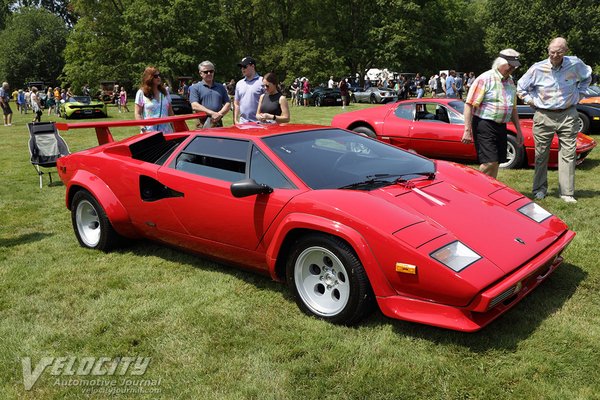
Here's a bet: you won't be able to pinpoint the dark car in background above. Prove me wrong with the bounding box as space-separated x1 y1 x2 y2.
26 81 48 107
517 103 600 135
170 93 193 114
310 87 343 107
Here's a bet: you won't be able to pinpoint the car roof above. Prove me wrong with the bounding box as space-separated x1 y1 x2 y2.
190 123 333 139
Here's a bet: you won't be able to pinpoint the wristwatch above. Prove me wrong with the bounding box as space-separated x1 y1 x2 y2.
272 114 276 121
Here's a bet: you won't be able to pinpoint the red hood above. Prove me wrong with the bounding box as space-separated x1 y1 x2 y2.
373 179 565 275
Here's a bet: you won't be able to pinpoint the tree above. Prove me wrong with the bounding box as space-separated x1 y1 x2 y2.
0 8 68 87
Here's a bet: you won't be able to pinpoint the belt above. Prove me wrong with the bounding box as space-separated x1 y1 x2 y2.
538 106 574 112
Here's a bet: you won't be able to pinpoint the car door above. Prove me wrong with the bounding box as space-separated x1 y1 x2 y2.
408 102 476 160
380 102 414 149
155 136 300 255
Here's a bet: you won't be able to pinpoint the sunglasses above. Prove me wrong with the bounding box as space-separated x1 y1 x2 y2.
262 83 271 88
153 73 161 78
201 70 214 74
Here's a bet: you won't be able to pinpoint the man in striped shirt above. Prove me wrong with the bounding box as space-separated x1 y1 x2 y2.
462 49 524 178
517 37 591 203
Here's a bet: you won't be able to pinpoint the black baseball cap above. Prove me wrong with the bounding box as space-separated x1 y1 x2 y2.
237 56 256 67
498 52 521 67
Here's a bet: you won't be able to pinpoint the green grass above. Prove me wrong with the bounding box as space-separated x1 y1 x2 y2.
1 104 600 399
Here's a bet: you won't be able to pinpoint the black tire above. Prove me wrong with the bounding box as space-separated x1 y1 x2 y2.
351 94 356 103
71 190 123 251
577 112 590 134
286 233 374 325
370 95 377 104
500 134 525 169
352 126 377 139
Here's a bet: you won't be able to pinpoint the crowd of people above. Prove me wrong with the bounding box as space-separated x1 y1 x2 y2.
2 37 594 203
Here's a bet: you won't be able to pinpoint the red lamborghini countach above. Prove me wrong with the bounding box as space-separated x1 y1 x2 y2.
57 121 575 332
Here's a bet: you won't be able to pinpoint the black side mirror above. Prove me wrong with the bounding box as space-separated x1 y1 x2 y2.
230 178 273 198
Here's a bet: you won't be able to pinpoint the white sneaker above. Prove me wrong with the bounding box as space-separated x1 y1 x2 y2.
560 195 577 203
533 192 546 200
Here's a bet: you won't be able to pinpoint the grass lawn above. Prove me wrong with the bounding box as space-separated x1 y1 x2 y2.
1 102 599 399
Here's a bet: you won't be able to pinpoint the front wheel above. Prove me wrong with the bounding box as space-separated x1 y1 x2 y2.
71 190 123 251
286 233 374 325
500 134 525 169
370 95 377 104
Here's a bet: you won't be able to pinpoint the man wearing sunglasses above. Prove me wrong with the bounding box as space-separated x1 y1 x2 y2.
234 56 264 124
189 60 230 127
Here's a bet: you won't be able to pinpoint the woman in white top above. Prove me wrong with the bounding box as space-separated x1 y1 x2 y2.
134 66 174 133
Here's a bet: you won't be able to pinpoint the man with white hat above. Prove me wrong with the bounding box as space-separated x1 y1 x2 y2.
461 49 524 179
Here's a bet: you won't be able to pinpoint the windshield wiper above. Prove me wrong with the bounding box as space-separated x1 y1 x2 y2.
338 172 435 190
394 171 436 183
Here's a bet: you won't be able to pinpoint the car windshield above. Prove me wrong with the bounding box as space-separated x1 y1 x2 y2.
262 128 435 190
70 96 91 104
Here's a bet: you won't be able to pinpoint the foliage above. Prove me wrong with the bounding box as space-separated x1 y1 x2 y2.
481 0 600 69
0 8 67 87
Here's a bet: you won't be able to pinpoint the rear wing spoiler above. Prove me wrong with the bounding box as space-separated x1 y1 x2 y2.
55 113 206 145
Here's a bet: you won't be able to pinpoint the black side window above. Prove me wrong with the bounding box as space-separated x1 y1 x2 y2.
249 146 295 189
174 136 248 182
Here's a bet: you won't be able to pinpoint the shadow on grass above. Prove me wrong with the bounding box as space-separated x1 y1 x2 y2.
0 232 54 248
117 240 286 293
113 240 586 349
578 158 600 170
365 262 587 350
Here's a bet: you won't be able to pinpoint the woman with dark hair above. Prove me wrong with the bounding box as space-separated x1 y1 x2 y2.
256 72 290 123
134 66 174 133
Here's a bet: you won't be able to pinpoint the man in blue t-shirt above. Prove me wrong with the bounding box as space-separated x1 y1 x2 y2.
445 70 457 98
189 60 231 127
0 82 13 126
234 56 264 123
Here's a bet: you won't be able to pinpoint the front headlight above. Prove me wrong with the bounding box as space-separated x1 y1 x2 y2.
431 241 481 272
518 202 552 223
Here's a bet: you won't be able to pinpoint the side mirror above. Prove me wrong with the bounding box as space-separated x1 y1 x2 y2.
230 178 273 198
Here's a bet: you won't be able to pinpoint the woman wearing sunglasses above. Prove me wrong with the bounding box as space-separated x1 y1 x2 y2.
256 72 290 123
135 66 174 133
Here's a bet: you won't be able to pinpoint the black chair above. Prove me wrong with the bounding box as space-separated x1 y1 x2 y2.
27 122 70 188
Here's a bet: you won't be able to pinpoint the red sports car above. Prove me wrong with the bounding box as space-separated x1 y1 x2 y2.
57 122 575 332
331 98 596 169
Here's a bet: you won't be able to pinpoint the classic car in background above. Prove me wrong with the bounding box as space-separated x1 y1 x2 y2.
579 85 600 105
351 87 397 104
59 96 108 119
517 103 600 135
332 99 596 169
57 121 575 332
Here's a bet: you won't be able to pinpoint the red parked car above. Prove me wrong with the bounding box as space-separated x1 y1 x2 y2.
57 121 575 332
331 98 596 169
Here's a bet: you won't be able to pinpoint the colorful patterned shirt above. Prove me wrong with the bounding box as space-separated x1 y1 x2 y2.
465 68 516 124
135 89 173 133
516 56 591 110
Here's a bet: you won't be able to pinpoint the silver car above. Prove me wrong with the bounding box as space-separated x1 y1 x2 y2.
351 87 397 104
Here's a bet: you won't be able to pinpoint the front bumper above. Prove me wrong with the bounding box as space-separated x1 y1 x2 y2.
377 230 576 332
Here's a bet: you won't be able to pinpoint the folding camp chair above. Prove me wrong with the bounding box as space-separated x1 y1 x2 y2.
27 122 70 188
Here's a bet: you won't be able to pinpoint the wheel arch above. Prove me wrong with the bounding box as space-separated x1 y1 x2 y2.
346 121 377 133
66 170 138 238
266 214 395 297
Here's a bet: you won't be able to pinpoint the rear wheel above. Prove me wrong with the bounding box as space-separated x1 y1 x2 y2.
71 190 123 251
577 112 590 134
352 126 376 138
370 95 377 104
500 135 525 169
286 233 374 325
